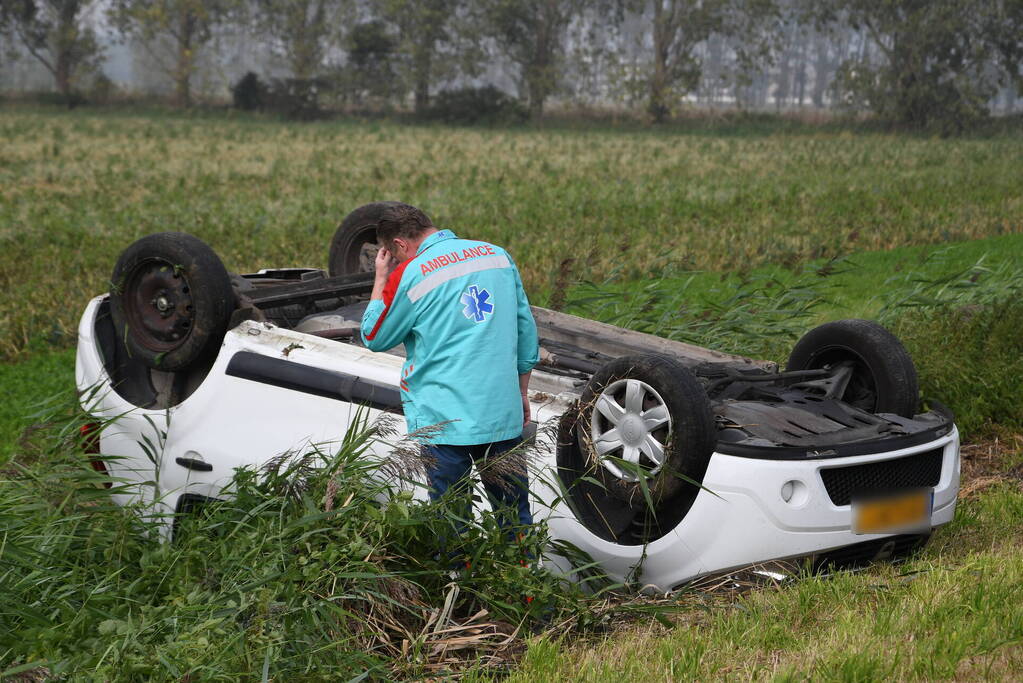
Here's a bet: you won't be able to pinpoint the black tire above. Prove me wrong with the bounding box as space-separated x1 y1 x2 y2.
576 354 716 505
110 232 235 372
328 201 402 277
786 319 919 417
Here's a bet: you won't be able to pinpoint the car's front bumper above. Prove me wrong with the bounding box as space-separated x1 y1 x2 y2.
542 428 960 591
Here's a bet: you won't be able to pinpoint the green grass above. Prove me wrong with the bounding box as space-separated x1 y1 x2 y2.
2 107 1023 359
2 235 1019 460
0 407 589 680
892 300 1023 438
2 107 1023 680
597 232 1023 323
565 232 1023 334
0 349 74 461
487 480 1023 682
2 237 1020 680
563 233 1023 437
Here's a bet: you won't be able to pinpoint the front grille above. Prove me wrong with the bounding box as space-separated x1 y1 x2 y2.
820 447 943 506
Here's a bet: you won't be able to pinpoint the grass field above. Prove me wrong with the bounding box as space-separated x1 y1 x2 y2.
500 479 1023 681
1 107 1022 680
1 234 1019 460
1 107 1022 360
568 232 1023 328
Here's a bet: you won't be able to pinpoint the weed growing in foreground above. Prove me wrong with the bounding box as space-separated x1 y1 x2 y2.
0 401 612 680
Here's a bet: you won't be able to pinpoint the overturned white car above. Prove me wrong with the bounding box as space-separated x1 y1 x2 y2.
76 203 960 591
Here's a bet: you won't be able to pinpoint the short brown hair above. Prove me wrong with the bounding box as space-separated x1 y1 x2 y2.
376 203 434 245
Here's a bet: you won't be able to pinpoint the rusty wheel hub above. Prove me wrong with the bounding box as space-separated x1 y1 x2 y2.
123 259 194 352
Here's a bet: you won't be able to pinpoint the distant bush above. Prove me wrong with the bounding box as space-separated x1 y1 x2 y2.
89 74 118 105
231 71 266 111
28 90 87 108
266 77 328 120
344 19 401 107
426 86 528 125
231 72 329 120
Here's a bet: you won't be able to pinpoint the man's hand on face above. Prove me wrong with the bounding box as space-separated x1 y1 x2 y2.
374 247 397 282
370 247 399 301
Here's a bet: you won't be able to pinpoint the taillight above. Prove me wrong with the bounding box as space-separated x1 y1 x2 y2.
80 422 111 488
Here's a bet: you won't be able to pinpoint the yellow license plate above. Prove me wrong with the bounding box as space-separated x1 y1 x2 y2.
853 490 933 535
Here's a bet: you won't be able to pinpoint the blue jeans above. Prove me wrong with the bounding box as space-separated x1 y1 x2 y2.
424 436 533 532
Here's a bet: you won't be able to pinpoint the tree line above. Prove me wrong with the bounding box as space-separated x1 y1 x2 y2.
1 0 1021 130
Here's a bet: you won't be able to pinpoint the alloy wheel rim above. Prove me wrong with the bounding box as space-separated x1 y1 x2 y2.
590 378 672 482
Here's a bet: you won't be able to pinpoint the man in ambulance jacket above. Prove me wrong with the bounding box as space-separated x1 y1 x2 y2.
360 203 540 534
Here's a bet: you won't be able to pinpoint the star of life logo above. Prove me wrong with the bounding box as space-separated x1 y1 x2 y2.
461 285 494 322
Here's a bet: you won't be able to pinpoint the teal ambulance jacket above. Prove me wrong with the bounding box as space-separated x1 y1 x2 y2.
360 230 540 445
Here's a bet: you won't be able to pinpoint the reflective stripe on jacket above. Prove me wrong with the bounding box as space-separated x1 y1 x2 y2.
360 230 539 445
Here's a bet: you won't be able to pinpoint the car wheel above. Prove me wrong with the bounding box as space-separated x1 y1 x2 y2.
110 232 235 372
576 354 716 505
786 319 919 417
328 201 403 277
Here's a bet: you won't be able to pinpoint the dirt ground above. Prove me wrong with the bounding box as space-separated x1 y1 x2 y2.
957 431 1023 500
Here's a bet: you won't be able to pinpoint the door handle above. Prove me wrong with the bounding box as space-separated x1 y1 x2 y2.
175 457 213 472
